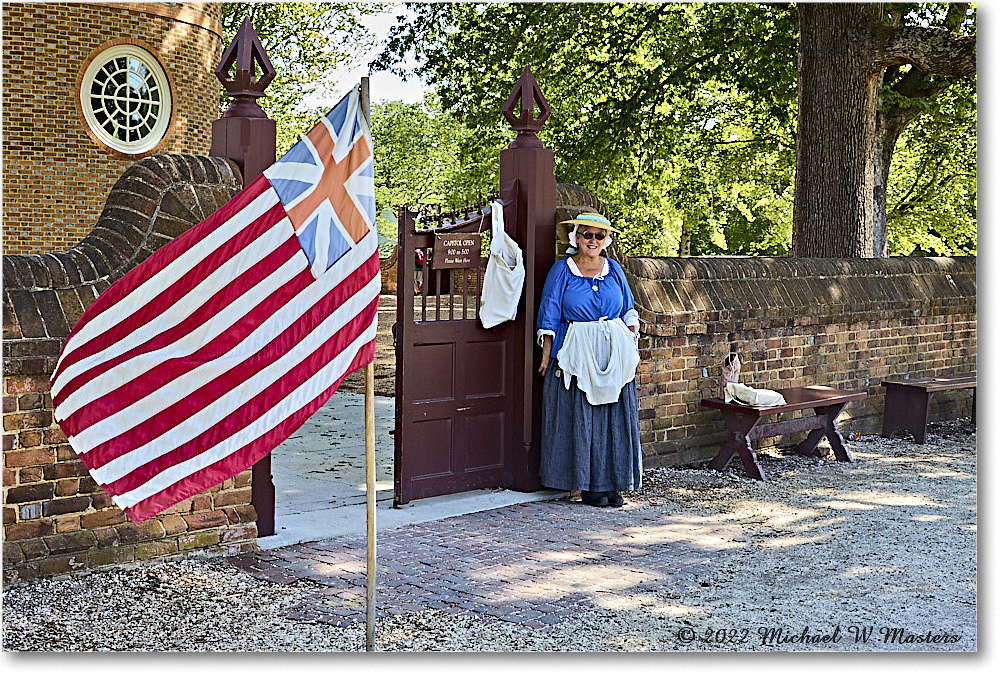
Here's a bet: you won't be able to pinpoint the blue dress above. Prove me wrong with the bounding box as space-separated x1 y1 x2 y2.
535 257 642 492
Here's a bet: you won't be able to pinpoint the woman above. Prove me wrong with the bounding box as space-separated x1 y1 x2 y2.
536 212 642 507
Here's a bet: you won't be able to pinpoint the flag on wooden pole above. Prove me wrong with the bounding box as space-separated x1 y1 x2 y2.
50 84 378 523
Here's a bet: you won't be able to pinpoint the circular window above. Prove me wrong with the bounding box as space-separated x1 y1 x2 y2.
80 44 172 155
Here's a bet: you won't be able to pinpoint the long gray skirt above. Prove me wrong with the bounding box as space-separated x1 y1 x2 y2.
540 359 642 492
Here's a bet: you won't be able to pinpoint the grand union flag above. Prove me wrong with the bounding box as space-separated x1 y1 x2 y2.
50 85 378 523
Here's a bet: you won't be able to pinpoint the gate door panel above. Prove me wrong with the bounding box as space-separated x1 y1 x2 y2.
395 204 515 504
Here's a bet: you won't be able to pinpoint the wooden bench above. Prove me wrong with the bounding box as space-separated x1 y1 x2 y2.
880 373 976 444
700 385 867 481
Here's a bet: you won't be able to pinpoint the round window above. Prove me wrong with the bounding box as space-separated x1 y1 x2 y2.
80 44 173 155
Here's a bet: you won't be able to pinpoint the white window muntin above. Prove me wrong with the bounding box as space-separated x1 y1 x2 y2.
81 44 172 155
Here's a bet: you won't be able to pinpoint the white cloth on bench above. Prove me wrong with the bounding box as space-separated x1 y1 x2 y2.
725 382 786 407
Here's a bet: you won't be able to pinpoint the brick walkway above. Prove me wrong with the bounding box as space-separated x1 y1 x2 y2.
226 498 735 631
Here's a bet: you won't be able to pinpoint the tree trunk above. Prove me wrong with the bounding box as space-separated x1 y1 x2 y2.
872 72 934 257
872 64 953 257
793 3 973 258
792 3 882 257
871 104 909 257
679 213 692 256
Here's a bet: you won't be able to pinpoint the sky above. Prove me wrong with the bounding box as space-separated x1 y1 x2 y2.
307 4 429 107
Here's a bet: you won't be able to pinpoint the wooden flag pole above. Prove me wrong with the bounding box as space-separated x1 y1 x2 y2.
364 361 376 651
360 77 377 653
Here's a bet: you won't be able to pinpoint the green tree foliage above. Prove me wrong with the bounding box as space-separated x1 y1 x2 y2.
377 2 975 258
375 2 800 257
370 95 496 242
886 77 976 256
221 2 378 154
372 95 494 210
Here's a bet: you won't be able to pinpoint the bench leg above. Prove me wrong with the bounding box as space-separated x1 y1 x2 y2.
823 403 854 462
794 414 829 457
882 387 931 444
793 403 853 462
708 412 766 480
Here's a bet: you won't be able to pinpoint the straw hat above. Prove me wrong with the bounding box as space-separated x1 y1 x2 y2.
558 212 621 234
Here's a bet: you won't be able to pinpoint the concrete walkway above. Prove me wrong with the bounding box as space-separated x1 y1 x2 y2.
258 391 563 550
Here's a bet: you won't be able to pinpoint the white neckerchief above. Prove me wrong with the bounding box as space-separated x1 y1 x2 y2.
567 257 609 292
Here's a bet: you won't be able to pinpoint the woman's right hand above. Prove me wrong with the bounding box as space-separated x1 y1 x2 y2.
539 334 553 376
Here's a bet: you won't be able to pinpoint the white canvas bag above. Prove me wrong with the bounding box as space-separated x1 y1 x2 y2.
479 200 525 329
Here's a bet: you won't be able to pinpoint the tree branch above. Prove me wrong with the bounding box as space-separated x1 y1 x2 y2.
876 24 976 77
891 170 973 217
892 153 949 215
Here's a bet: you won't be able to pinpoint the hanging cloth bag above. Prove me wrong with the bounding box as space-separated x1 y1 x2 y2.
479 200 525 329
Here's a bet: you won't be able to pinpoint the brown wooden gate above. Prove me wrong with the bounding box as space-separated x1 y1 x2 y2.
394 199 517 504
393 67 556 505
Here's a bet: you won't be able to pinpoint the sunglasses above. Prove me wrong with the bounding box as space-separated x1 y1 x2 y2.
580 231 606 241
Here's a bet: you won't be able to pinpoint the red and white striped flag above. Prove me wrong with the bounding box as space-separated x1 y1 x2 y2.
51 85 378 523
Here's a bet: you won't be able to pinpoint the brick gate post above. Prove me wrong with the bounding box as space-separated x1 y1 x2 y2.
499 68 557 492
210 16 278 536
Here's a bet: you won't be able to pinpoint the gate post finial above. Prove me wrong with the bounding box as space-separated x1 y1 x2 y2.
216 17 277 119
501 67 552 149
210 14 277 183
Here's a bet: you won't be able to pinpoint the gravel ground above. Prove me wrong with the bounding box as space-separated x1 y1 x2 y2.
2 419 977 652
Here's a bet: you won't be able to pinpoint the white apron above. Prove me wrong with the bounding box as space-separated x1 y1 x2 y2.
556 316 639 406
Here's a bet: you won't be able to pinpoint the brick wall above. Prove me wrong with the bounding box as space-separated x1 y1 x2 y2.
2 2 224 255
625 256 977 467
2 155 256 584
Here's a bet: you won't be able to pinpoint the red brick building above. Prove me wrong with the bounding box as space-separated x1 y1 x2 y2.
2 2 225 254
3 3 264 582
